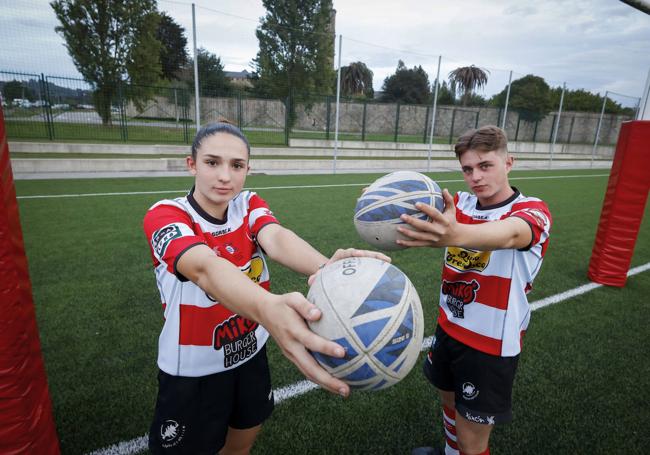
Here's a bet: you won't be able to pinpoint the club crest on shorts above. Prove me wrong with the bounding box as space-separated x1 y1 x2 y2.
160 419 186 448
461 382 479 400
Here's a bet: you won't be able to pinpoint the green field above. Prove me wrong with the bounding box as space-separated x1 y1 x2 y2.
15 169 650 454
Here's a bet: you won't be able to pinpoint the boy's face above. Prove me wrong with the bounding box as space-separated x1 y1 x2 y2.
459 148 514 207
187 132 249 218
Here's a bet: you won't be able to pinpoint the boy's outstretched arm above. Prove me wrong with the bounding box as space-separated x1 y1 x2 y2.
397 189 533 251
176 244 351 397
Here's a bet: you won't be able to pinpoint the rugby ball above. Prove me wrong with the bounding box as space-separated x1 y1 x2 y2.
354 171 444 251
308 257 424 391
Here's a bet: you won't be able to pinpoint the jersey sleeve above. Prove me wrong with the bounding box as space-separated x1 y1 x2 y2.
509 200 552 250
143 202 206 280
247 193 280 237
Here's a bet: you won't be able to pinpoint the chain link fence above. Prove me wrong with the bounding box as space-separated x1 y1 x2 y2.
0 69 636 148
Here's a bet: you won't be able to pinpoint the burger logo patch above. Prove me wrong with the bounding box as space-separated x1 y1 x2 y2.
442 279 480 318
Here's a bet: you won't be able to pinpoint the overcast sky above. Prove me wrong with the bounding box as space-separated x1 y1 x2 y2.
1 0 649 105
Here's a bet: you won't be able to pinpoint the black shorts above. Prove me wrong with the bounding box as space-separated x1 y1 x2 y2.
149 346 274 454
423 325 519 425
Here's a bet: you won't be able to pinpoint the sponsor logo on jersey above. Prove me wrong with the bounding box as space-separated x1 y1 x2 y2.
242 257 264 283
160 419 186 448
152 224 183 258
442 279 480 318
445 247 491 272
461 382 479 400
210 227 232 237
214 315 259 368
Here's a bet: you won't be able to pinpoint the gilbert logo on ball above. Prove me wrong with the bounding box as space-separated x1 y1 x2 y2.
354 171 444 250
308 257 424 391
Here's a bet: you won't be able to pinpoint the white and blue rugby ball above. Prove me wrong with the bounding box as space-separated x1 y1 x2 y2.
308 257 424 391
354 171 444 251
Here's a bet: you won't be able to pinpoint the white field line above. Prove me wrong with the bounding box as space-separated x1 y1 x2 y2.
18 173 608 200
87 260 650 455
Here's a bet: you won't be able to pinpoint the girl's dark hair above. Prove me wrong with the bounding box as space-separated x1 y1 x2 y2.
191 119 250 159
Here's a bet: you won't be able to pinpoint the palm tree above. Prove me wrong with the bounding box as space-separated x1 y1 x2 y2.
448 65 489 106
340 61 374 98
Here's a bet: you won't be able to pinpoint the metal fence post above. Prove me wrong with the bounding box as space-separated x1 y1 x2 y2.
501 70 513 130
427 55 442 172
514 114 521 142
40 74 54 140
119 83 128 142
192 3 200 131
550 82 566 168
449 108 457 144
423 105 430 144
283 96 289 146
394 102 400 142
592 90 608 167
325 95 331 140
237 92 243 129
183 100 189 144
361 99 367 142
333 34 342 174
567 116 575 144
548 115 557 143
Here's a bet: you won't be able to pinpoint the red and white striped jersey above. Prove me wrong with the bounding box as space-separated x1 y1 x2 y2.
438 188 552 357
143 189 279 377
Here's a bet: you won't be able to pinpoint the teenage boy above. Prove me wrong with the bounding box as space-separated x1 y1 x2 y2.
400 125 552 455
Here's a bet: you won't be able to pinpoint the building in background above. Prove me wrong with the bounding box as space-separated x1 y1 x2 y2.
225 70 253 89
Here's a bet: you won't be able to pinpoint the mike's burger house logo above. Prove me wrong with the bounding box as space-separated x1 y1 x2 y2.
445 247 491 272
214 315 259 368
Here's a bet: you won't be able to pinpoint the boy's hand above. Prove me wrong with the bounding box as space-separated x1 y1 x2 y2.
396 188 459 248
307 248 391 285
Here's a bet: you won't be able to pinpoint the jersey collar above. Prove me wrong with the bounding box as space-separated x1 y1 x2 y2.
187 186 229 225
475 187 520 211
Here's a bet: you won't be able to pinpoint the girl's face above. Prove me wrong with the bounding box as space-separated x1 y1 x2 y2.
187 132 249 219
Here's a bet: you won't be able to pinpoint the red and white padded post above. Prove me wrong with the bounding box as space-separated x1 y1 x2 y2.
588 120 650 287
0 107 60 453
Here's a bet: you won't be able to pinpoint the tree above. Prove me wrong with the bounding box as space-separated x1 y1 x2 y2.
183 48 232 96
448 65 489 106
51 0 162 125
380 60 431 104
549 87 629 115
490 74 553 122
253 0 336 124
340 61 373 98
436 81 455 106
156 12 188 81
2 80 35 103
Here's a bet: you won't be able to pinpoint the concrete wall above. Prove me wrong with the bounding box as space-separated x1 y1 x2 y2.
127 95 630 144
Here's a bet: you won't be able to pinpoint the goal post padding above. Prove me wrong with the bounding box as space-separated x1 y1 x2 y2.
588 120 650 287
0 107 60 453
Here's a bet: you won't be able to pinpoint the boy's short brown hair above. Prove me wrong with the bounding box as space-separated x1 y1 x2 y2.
454 125 508 158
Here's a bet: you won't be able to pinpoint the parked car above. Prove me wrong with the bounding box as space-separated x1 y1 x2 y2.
12 98 32 108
